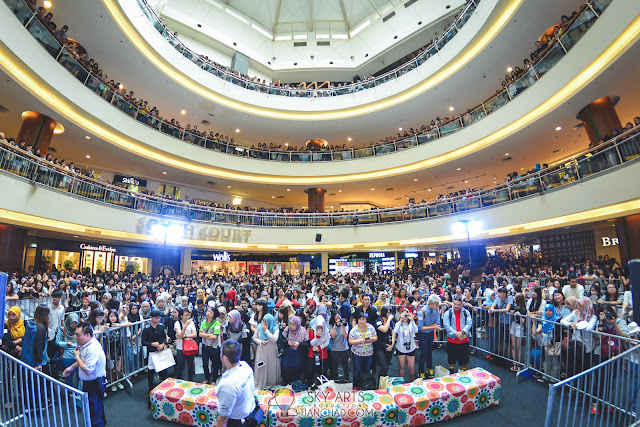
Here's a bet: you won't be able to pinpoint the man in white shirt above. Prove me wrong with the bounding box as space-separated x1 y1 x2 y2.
216 340 257 427
64 322 107 427
562 276 585 299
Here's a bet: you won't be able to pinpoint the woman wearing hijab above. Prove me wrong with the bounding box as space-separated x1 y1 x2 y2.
281 316 308 385
217 306 228 339
140 301 152 320
561 297 597 376
482 289 497 359
56 313 80 388
535 304 562 382
252 313 281 389
226 309 251 364
2 306 25 358
308 316 330 383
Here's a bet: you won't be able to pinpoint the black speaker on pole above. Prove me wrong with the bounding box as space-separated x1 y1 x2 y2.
630 259 640 324
315 233 322 242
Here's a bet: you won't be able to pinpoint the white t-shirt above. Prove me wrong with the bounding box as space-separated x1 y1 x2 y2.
394 321 418 354
175 320 197 351
562 284 585 299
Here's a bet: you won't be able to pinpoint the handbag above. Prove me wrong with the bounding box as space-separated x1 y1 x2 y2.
546 342 562 357
182 339 198 356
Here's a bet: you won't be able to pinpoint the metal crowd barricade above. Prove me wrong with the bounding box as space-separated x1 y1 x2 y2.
544 344 640 427
5 296 52 320
94 319 150 389
0 350 91 427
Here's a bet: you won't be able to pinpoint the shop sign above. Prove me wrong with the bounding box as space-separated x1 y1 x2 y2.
404 252 419 258
601 237 619 247
80 243 117 253
369 252 386 258
114 174 147 187
212 252 232 262
136 218 251 243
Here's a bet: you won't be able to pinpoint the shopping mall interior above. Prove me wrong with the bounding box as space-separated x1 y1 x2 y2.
0 0 639 425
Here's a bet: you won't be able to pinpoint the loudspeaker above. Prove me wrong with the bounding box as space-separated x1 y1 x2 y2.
315 233 322 242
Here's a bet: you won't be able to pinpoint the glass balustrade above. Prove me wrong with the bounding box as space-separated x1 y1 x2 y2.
0 126 636 228
2 0 612 163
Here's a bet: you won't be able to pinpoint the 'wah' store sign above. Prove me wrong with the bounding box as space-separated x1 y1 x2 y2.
136 218 251 243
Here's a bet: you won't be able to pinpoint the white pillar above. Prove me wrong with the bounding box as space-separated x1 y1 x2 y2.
180 247 192 275
321 252 329 275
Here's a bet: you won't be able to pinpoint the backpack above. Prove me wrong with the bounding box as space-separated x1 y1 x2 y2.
448 308 471 327
20 320 47 367
359 372 377 390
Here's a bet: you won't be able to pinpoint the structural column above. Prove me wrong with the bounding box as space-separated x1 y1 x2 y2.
305 187 326 212
577 96 622 144
180 247 192 275
16 111 63 155
320 252 329 275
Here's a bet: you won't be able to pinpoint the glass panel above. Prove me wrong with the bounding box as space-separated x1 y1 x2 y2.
417 130 439 144
539 165 578 190
27 19 61 57
462 106 486 127
576 144 621 177
534 42 566 76
618 134 640 162
428 202 454 217
507 69 536 99
480 188 510 206
484 91 510 114
559 7 598 50
439 120 462 136
291 152 311 162
374 143 395 155
396 137 418 150
6 0 35 24
591 0 612 15
353 148 374 158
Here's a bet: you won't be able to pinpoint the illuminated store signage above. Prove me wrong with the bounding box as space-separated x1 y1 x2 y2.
601 237 619 246
369 252 386 258
212 252 232 262
428 252 437 257
404 252 419 258
80 244 117 253
136 218 251 243
114 174 147 187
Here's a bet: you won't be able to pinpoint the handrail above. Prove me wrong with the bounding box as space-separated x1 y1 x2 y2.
2 0 610 163
136 0 479 97
1 121 638 226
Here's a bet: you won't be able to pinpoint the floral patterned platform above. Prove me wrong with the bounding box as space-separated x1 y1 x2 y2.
150 368 500 427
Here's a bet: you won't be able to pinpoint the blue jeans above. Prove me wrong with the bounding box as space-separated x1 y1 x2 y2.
352 354 372 387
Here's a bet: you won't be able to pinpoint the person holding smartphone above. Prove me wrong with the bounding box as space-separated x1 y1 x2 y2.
329 311 349 380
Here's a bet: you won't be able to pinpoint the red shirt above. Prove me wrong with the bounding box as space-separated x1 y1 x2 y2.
308 329 328 359
448 309 469 344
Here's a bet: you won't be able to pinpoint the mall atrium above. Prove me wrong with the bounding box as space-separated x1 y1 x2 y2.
0 0 639 425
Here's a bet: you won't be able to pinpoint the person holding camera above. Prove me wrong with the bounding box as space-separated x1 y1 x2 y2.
374 307 394 380
443 297 472 374
329 311 349 380
394 309 418 381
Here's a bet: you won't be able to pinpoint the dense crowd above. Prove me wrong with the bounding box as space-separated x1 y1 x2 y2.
9 0 605 156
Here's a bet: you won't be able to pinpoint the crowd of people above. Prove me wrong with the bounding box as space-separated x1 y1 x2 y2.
9 0 606 159
3 254 634 412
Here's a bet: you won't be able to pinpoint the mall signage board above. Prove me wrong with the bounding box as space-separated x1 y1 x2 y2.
136 217 251 243
80 243 117 253
212 252 232 262
114 174 147 187
369 252 386 258
601 237 619 246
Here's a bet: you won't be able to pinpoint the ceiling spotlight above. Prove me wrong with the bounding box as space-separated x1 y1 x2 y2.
227 185 231 188
464 180 469 183
85 155 91 158
180 110 186 115
520 168 524 170
118 84 123 89
338 190 342 192
285 143 289 146
287 189 290 191
85 136 90 139
449 106 454 111
414 179 418 182
43 0 52 7
371 188 375 191
428 188 432 191
505 153 509 156
456 167 461 171
507 66 513 72
347 137 352 141
235 129 240 133
398 127 403 131
271 196 275 198
555 126 562 131
162 171 167 174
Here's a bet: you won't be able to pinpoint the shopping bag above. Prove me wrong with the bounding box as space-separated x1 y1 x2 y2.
150 348 176 373
317 375 336 393
434 365 450 378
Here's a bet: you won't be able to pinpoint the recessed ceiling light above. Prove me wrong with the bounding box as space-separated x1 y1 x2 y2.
371 188 375 191
505 153 509 156
227 185 231 188
43 0 52 7
85 155 90 158
428 188 432 191
398 127 403 131
347 137 352 141
555 126 562 131
414 179 418 182
520 168 524 170
286 189 290 191
118 84 123 89
338 190 342 193
235 129 240 133
507 66 513 72
449 106 454 111
162 171 167 174
85 136 90 139
180 110 186 115
285 143 288 146
271 196 275 198
464 180 469 183
456 167 461 171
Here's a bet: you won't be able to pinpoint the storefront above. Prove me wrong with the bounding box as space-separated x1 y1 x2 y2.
191 251 312 275
34 238 181 275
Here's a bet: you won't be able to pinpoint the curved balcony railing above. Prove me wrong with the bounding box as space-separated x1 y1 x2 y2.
1 125 638 227
3 0 610 163
135 0 479 98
